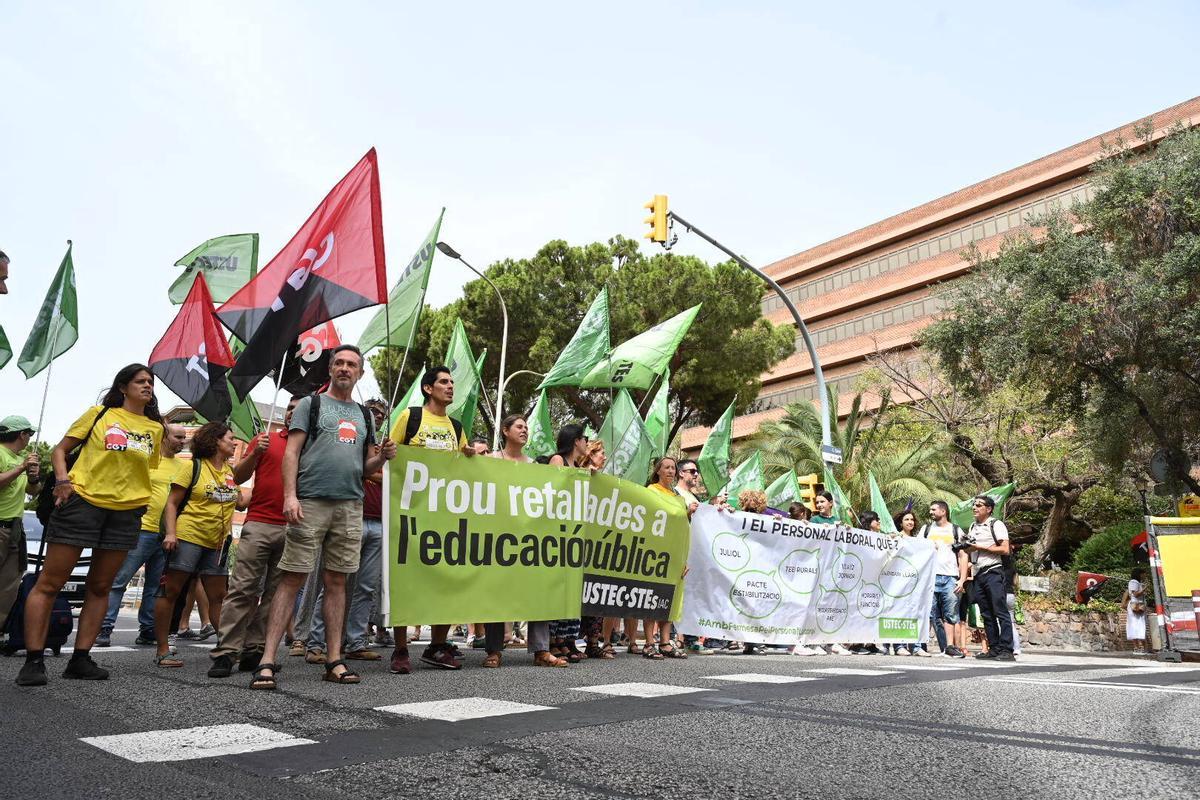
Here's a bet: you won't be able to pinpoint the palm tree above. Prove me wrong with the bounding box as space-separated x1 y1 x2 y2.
741 388 960 521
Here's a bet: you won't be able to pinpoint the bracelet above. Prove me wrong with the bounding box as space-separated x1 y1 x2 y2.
55 479 71 485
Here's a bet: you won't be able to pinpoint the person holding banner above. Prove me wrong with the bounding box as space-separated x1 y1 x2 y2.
644 456 687 660
581 440 618 660
809 491 851 655
491 413 567 668
249 346 396 690
17 364 165 687
387 365 474 674
152 422 241 668
548 424 591 662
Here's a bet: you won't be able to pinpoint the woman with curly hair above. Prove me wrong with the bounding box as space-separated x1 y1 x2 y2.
17 364 165 687
152 422 242 667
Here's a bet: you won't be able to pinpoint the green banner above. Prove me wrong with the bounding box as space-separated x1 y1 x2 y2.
951 482 1015 529
538 286 610 389
385 447 691 624
579 304 701 390
169 233 259 304
697 401 734 498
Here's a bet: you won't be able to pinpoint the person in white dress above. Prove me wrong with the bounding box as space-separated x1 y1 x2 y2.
1124 567 1148 654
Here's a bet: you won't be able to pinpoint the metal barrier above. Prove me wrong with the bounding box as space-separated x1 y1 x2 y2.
1146 516 1200 662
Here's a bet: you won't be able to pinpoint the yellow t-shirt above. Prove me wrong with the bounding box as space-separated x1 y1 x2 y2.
648 482 686 508
172 458 238 550
66 405 163 511
389 408 468 452
141 456 179 534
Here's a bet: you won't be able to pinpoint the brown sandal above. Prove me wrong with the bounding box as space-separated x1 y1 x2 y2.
322 659 361 684
482 652 502 668
533 650 568 668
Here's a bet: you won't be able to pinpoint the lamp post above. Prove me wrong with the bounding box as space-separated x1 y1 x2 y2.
1134 476 1151 517
436 242 508 452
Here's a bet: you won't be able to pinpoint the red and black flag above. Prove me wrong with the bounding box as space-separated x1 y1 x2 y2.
218 149 387 399
149 273 236 422
279 321 341 395
1075 572 1111 604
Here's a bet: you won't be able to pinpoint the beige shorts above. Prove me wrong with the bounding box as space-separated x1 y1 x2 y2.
278 498 363 574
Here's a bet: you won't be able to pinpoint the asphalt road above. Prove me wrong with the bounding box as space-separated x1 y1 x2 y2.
2 610 1198 799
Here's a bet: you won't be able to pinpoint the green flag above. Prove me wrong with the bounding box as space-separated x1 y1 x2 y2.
524 389 556 460
821 466 854 525
0 326 11 370
358 210 443 352
643 370 670 457
19 243 79 379
457 350 487 438
445 320 481 433
766 469 801 509
724 451 765 510
168 233 259 304
598 389 655 484
697 401 734 498
579 304 701 390
538 287 610 389
869 472 898 534
951 482 1016 529
388 369 426 434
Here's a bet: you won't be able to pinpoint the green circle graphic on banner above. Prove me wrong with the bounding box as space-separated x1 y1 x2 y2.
729 569 783 619
712 532 751 573
778 548 821 595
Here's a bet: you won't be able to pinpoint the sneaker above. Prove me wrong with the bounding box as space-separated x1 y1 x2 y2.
421 643 462 670
374 630 395 647
134 634 157 646
238 651 262 672
62 653 109 680
389 646 412 674
95 631 112 648
742 644 760 655
850 645 873 655
176 628 199 640
469 636 487 650
195 624 217 641
688 643 714 655
16 659 47 686
974 651 997 660
790 645 820 657
993 651 1016 661
943 646 965 658
207 654 234 678
913 647 932 658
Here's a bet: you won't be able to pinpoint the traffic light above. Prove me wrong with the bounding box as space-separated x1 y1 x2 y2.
797 472 819 511
644 194 668 242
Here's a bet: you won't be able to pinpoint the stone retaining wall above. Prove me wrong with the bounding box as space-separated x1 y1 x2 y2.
1017 609 1132 652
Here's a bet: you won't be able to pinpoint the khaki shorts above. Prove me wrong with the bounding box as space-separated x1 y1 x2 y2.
278 498 363 574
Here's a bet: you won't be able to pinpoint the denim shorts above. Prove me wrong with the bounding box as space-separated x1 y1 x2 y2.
165 539 229 577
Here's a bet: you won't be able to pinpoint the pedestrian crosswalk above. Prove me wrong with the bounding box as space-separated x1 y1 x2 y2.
574 681 712 698
375 698 556 721
81 724 315 762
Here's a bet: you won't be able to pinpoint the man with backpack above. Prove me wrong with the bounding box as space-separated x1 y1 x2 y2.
95 423 187 647
386 365 474 674
966 495 1014 661
920 500 968 658
246 346 396 690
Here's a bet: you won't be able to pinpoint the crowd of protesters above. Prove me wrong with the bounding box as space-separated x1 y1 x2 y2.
6 352 1022 687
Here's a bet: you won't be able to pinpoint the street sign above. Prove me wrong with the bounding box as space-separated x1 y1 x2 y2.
821 444 843 464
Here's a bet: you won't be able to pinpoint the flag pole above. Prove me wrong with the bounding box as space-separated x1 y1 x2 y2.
387 285 427 413
263 346 290 433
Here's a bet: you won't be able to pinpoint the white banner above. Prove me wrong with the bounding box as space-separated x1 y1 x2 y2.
679 505 936 645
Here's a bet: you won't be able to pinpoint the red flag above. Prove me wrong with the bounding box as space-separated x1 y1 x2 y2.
279 321 342 395
1075 572 1111 604
219 149 386 398
149 273 236 422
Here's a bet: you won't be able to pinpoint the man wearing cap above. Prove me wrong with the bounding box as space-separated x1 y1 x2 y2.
0 416 42 629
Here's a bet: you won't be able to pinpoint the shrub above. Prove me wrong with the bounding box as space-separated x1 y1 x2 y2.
1069 520 1141 575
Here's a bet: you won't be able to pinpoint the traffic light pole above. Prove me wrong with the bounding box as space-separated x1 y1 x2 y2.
665 211 835 458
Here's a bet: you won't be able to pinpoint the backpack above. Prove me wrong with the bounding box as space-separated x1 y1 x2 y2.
302 393 375 462
35 407 108 525
919 522 964 541
399 406 462 448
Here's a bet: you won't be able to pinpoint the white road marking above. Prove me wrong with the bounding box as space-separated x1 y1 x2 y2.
64 646 136 654
80 723 315 762
875 662 966 671
374 697 556 722
573 682 712 698
704 673 820 684
804 668 902 676
987 677 1200 695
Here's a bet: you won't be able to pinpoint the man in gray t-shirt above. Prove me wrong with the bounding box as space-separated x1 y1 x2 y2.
247 345 397 690
291 394 370 500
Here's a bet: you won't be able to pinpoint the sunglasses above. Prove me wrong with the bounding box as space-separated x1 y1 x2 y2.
679 468 698 474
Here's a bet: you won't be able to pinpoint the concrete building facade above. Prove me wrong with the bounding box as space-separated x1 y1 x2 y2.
681 96 1200 450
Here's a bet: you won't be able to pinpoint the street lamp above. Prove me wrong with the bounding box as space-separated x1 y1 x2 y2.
436 242 508 452
1134 475 1151 517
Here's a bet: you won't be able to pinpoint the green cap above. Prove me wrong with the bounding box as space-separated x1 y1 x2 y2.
0 415 35 433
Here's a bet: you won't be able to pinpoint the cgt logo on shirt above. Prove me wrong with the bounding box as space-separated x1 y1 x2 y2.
104 425 154 455
337 419 358 445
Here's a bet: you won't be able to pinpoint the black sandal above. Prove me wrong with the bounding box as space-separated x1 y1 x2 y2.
643 644 665 660
660 643 688 659
249 663 280 690
322 659 361 684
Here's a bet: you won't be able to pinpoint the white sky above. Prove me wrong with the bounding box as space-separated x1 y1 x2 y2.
2 1 1198 439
